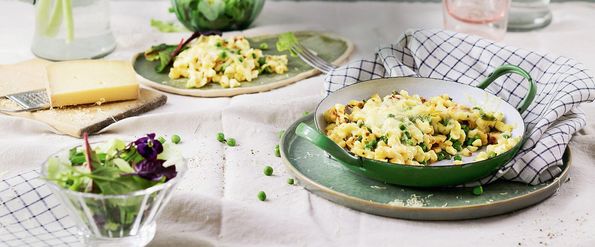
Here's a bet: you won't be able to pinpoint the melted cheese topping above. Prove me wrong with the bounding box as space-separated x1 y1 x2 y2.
169 36 288 89
324 90 520 166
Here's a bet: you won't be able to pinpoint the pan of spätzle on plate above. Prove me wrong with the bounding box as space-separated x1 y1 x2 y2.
296 64 536 187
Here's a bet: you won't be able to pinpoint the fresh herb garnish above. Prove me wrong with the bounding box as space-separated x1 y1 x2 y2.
145 31 223 73
150 19 186 33
276 32 299 56
439 118 450 126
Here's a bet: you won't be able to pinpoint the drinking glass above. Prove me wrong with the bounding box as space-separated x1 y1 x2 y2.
31 0 117 61
41 145 187 247
507 0 552 31
443 0 511 41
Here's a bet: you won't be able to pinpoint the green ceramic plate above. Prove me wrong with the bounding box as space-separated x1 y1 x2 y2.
281 114 571 220
132 31 354 97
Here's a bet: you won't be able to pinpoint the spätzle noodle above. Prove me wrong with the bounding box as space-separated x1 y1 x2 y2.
324 90 520 166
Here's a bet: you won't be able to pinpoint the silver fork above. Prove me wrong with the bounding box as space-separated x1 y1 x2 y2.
290 42 337 74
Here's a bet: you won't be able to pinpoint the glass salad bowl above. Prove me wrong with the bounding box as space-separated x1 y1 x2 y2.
40 140 187 247
170 0 265 31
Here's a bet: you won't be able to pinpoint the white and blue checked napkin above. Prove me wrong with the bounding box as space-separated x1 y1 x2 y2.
325 29 595 185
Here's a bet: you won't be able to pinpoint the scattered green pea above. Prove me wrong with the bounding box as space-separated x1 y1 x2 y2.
472 185 484 196
454 154 462 161
157 136 166 144
264 166 273 176
257 191 266 201
274 144 280 157
259 43 269 50
227 138 236 147
287 178 295 185
216 132 225 142
171 134 181 144
303 111 310 116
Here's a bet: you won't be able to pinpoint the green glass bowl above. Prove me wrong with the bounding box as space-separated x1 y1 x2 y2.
170 0 265 31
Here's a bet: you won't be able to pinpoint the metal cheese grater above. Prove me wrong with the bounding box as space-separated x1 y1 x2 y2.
0 89 50 112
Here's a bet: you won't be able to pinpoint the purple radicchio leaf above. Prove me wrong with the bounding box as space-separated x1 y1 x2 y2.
134 159 177 181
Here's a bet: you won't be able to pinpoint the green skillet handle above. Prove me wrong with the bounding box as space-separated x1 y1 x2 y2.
476 64 537 114
295 123 363 168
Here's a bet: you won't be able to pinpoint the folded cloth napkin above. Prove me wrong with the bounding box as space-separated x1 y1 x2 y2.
324 29 595 185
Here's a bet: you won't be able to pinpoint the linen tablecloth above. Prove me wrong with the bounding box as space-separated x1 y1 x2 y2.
0 1 594 246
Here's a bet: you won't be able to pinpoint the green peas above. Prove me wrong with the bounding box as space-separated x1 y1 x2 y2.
171 134 181 144
259 43 269 50
157 136 166 144
257 191 266 201
472 185 484 196
461 124 470 134
452 140 462 151
454 154 462 161
364 139 378 150
287 178 295 185
216 132 237 147
274 145 280 157
227 138 236 147
488 151 497 158
216 132 225 142
303 111 310 116
263 166 273 176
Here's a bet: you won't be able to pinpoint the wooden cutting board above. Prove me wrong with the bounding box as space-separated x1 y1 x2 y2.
0 59 167 138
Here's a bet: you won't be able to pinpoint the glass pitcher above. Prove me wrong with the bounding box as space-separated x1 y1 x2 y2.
31 0 116 61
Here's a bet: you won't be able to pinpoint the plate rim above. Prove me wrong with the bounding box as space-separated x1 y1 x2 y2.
132 31 355 97
281 114 571 219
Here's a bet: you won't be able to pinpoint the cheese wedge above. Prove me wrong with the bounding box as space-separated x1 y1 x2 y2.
46 60 140 107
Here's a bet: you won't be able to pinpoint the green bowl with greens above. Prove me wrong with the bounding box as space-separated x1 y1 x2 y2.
170 0 265 31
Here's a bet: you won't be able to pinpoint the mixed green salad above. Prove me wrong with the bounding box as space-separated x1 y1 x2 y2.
46 133 182 194
170 0 265 31
44 133 182 235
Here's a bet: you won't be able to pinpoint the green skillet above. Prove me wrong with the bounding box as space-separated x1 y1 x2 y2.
296 64 537 187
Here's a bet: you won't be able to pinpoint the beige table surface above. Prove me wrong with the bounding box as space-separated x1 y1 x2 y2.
1 1 594 246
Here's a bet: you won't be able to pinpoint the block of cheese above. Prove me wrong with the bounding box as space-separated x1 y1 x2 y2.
46 60 140 107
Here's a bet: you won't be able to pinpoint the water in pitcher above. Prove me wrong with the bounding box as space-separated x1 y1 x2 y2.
31 0 116 61
443 0 511 41
508 0 552 31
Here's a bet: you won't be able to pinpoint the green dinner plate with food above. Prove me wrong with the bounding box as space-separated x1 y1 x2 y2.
282 114 570 220
132 31 354 97
296 65 537 187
